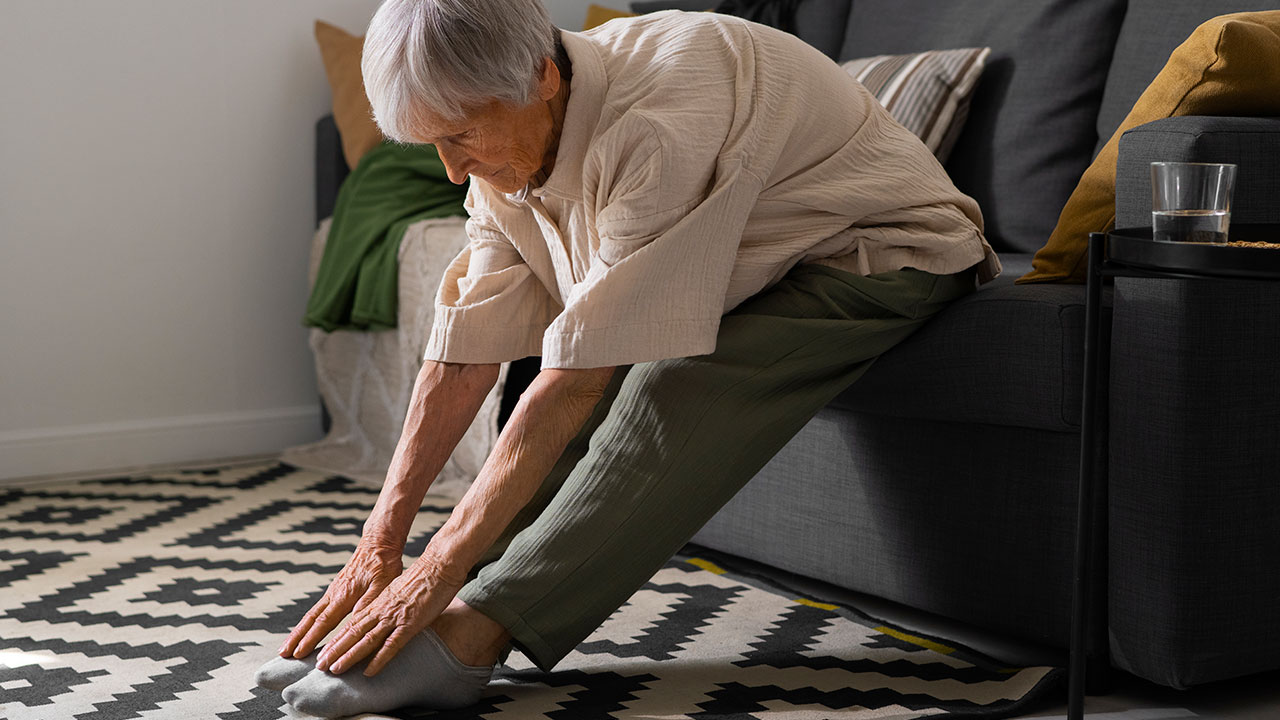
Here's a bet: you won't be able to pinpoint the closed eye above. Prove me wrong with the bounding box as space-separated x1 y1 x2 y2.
427 129 471 147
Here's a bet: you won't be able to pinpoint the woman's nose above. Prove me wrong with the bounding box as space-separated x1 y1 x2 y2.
436 146 472 185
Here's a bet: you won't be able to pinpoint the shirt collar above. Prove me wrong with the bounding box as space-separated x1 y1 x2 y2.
521 29 605 203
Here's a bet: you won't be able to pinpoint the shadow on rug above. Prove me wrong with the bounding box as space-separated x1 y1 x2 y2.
0 460 1061 719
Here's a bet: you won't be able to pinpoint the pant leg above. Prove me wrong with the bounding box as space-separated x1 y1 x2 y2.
456 263 977 671
465 368 629 576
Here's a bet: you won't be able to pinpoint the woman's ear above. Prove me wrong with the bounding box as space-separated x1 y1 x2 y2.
536 56 561 101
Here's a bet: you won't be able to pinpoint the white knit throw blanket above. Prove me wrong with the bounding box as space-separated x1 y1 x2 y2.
282 217 506 498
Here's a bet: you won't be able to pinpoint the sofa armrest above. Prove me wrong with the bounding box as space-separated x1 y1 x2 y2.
1114 115 1280 229
1108 118 1280 686
316 114 351 227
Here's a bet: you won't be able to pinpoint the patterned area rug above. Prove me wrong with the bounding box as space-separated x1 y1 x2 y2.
0 460 1061 719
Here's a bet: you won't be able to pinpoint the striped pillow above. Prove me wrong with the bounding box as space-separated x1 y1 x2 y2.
842 48 991 163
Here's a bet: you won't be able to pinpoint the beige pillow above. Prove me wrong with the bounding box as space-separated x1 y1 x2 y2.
315 20 383 170
842 48 991 162
1020 11 1280 284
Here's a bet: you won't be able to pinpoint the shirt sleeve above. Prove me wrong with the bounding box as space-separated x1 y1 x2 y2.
423 193 562 365
540 115 765 369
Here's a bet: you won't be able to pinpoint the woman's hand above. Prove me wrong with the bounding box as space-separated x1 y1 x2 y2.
314 547 468 677
302 365 615 677
279 539 405 660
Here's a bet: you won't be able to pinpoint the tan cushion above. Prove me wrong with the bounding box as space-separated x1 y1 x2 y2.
841 48 990 163
584 5 637 30
1020 11 1280 284
315 20 383 170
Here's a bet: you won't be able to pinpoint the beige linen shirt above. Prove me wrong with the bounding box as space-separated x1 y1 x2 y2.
424 11 1002 370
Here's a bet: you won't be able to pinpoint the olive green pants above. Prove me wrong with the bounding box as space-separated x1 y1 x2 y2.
455 262 978 671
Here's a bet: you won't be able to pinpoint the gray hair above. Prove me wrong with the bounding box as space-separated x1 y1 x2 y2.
362 0 557 138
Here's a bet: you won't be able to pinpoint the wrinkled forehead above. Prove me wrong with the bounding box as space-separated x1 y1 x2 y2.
403 99 503 143
401 106 463 143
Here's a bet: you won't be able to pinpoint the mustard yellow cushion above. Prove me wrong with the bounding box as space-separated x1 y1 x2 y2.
584 4 636 30
1019 11 1280 284
315 20 383 170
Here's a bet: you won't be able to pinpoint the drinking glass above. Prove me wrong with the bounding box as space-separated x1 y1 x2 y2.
1151 162 1237 243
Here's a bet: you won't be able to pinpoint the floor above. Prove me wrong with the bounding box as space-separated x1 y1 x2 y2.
17 455 1280 720
718 547 1280 720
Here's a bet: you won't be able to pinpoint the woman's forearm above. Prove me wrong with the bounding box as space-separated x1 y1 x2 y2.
418 366 617 577
361 360 500 549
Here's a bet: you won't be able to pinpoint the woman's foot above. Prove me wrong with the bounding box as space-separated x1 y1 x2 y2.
275 600 512 717
430 598 513 667
254 652 315 691
280 626 494 717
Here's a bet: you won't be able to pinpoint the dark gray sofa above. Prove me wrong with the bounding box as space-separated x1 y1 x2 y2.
669 0 1280 692
314 0 1280 692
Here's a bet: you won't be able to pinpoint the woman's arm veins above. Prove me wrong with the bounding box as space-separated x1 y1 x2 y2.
420 366 617 580
364 361 502 549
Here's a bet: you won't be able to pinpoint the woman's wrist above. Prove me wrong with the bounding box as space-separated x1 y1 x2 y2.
405 540 471 592
401 367 618 586
357 525 407 556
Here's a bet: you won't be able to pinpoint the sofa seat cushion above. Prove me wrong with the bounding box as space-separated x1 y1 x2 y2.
831 253 1092 432
691 413 1081 652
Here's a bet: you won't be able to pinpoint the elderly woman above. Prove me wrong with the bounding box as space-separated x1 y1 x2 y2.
258 0 1001 715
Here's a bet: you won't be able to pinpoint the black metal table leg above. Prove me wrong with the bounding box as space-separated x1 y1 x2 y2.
1069 232 1108 719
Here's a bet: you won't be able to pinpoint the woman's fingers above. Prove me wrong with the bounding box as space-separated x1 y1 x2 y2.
317 611 383 672
292 612 335 659
277 543 405 662
328 621 394 675
297 555 462 676
293 592 358 658
316 613 368 671
279 597 328 657
352 581 388 615
363 627 412 677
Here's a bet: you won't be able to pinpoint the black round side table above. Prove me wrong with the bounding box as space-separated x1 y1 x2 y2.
1068 224 1280 719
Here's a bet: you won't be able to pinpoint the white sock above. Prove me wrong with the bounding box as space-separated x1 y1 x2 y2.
280 627 494 718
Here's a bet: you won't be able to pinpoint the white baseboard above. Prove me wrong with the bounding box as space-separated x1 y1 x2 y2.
0 406 323 484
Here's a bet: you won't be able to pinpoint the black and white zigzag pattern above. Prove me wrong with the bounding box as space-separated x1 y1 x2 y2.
0 461 1060 719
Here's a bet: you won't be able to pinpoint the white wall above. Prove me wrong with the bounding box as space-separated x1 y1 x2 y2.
0 0 609 482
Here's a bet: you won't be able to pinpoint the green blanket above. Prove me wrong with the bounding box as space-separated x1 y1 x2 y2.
304 141 468 331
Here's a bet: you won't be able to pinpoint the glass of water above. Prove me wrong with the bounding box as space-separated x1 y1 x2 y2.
1151 162 1237 243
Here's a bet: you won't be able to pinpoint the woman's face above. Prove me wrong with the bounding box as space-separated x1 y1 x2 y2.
407 59 564 194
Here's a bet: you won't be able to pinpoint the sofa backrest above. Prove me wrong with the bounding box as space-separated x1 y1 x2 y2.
1094 0 1280 156
633 0 852 57
633 1 1279 256
793 0 853 58
837 0 1127 255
